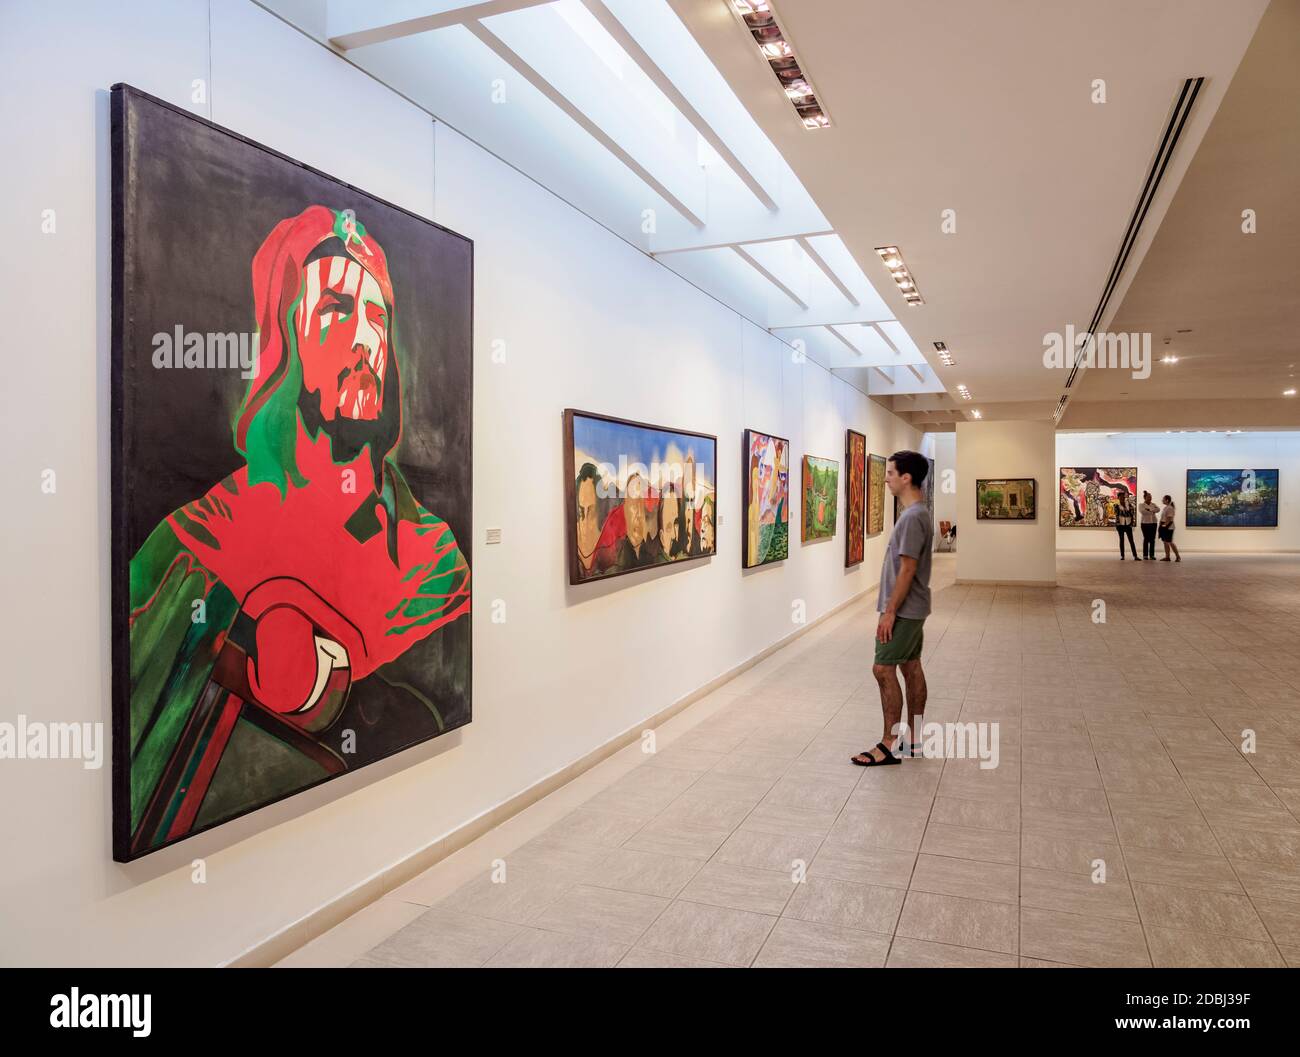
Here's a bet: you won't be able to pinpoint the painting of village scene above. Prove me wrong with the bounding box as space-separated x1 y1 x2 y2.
566 410 717 584
1186 468 1279 527
801 455 839 542
845 430 866 566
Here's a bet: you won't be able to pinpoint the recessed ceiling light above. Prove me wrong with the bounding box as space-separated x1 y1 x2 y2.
732 3 830 130
933 341 955 366
875 246 924 305
1161 355 1178 364
1285 388 1297 397
971 409 982 419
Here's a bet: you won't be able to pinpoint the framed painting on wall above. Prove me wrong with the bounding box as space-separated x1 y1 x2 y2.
564 410 718 583
1059 467 1138 527
867 454 886 536
801 456 839 542
976 478 1037 520
743 429 790 568
110 86 473 861
1186 469 1279 527
845 430 866 566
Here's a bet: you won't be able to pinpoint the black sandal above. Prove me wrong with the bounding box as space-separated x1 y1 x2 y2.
851 741 901 767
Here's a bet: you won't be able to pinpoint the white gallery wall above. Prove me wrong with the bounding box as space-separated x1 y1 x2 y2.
930 432 957 533
955 420 1057 584
0 0 918 965
1056 432 1299 552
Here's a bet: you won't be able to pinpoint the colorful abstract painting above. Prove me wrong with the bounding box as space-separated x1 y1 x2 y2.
743 429 790 568
977 478 1037 520
867 454 886 536
1059 467 1138 527
111 86 472 860
566 410 717 583
845 430 866 566
801 456 839 542
1186 469 1279 527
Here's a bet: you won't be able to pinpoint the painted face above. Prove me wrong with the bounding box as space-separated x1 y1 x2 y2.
624 475 647 549
576 476 600 570
659 491 680 551
296 255 390 422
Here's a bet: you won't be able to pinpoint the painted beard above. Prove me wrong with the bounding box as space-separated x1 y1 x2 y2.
334 353 384 420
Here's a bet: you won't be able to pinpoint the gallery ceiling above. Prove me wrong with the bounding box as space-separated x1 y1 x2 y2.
260 0 1297 432
258 0 946 399
1061 0 1300 430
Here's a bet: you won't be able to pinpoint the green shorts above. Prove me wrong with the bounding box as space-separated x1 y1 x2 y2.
874 615 925 665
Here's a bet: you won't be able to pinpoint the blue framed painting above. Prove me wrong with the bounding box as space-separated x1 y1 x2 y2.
1185 469 1279 527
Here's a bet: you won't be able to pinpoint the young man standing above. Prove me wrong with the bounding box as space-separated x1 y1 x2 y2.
853 451 933 766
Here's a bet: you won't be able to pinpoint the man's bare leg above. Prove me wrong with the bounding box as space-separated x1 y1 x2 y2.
853 663 904 763
901 658 927 755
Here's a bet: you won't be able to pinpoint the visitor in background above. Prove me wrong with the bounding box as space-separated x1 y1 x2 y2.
1114 491 1139 560
853 450 931 766
1138 490 1160 560
1159 495 1182 562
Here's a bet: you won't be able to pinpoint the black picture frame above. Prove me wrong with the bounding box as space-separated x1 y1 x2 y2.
975 478 1038 520
111 84 474 861
563 409 718 585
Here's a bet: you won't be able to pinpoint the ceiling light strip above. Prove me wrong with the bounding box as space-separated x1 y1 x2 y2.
874 246 923 306
730 1 830 129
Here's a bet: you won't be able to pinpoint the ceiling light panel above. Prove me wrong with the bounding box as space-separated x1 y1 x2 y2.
875 246 924 305
730 1 830 129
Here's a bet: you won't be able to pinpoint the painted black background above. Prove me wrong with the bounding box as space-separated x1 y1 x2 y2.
111 85 473 858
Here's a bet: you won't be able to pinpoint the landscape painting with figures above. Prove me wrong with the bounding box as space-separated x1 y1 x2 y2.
867 453 886 536
1186 468 1279 527
1059 466 1138 527
565 410 717 583
111 86 473 860
977 478 1037 520
845 430 866 566
801 456 839 542
743 429 789 568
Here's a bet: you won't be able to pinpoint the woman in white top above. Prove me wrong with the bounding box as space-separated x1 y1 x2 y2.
1159 494 1182 562
1138 491 1160 560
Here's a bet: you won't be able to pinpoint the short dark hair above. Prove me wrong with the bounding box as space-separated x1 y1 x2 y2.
889 450 929 487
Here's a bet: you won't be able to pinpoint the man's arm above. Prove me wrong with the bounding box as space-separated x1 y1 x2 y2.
877 555 918 643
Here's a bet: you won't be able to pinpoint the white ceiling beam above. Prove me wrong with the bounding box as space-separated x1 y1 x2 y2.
465 20 706 227
768 318 893 331
330 0 552 51
824 325 862 356
731 246 808 309
872 366 895 384
578 0 777 212
652 231 834 256
796 236 859 307
907 363 926 383
872 322 901 355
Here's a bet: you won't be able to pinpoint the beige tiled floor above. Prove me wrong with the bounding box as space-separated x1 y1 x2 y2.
280 552 1300 969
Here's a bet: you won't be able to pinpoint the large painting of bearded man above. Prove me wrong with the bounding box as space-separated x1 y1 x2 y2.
110 87 472 861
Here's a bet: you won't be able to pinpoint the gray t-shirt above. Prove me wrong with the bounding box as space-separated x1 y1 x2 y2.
877 500 933 618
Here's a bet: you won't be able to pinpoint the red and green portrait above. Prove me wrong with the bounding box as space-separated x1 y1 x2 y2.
112 87 473 860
